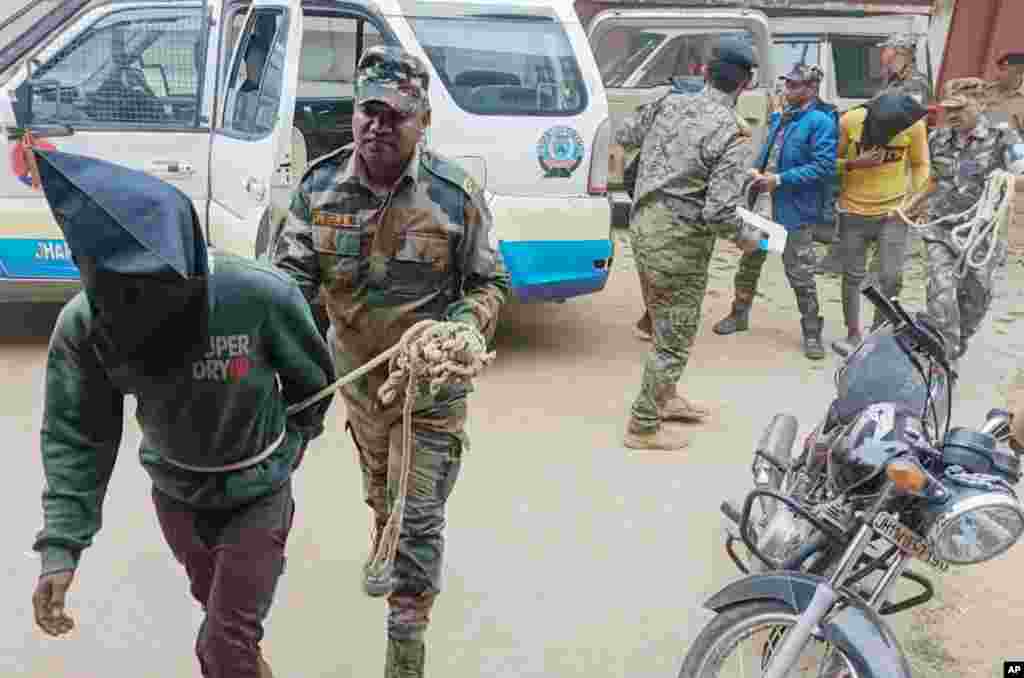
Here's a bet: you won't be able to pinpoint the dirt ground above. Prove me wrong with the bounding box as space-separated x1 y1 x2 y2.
614 219 1024 677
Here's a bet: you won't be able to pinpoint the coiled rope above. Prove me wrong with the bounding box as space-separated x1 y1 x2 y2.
285 319 495 597
897 170 1017 279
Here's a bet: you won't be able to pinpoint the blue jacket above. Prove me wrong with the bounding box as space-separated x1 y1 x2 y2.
755 100 838 230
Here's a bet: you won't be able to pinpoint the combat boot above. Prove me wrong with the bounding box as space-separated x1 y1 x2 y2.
623 418 691 450
386 638 426 678
800 316 825 360
659 394 710 423
713 301 751 335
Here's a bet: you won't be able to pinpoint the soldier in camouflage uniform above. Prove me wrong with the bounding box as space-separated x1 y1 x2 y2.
983 52 1024 132
616 36 763 451
923 82 1023 361
712 64 837 360
876 33 932 105
271 47 509 677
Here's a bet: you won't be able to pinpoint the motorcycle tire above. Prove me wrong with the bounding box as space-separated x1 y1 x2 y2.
678 600 859 678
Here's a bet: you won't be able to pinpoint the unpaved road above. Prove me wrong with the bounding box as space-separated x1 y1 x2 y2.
2 229 1022 677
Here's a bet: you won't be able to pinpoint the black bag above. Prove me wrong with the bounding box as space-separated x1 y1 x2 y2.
861 93 929 148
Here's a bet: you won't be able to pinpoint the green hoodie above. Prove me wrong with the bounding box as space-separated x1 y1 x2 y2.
34 252 334 576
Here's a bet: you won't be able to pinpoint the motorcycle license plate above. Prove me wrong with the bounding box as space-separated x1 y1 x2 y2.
872 512 950 573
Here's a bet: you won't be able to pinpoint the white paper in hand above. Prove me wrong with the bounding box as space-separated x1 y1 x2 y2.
736 206 788 254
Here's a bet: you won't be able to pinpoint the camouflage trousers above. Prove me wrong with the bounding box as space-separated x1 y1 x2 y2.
629 200 715 432
924 237 1006 359
341 380 467 642
732 225 821 319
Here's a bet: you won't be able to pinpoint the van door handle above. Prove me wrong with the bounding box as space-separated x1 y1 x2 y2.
148 160 195 177
243 176 267 200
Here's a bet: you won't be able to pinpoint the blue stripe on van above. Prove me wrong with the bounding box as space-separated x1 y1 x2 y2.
499 239 613 303
0 239 80 279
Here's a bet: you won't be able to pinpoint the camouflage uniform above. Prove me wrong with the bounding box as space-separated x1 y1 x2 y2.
616 78 757 437
271 46 509 674
925 103 1021 359
875 34 933 105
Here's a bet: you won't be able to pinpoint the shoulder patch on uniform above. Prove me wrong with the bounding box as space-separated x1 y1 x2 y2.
421 149 481 199
301 144 354 183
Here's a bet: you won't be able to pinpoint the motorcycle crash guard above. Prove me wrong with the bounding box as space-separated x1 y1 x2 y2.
704 572 912 678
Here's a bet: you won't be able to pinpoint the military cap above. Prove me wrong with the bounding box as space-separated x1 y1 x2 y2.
877 34 919 51
780 64 824 83
355 45 431 115
711 35 757 71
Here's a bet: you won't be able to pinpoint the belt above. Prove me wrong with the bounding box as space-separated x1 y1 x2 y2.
160 428 287 473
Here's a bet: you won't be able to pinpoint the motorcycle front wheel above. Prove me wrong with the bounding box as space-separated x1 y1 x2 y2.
679 601 859 678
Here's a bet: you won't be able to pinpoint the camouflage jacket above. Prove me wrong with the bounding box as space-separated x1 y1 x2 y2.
982 80 1024 132
272 144 509 403
877 69 932 105
926 115 1022 243
614 86 754 240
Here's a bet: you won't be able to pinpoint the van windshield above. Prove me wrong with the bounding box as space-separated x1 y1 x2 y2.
405 12 587 116
593 27 756 90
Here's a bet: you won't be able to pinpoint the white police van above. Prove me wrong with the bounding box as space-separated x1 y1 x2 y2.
0 0 613 305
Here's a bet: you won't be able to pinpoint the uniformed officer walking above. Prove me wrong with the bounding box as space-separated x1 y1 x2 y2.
615 36 763 451
923 81 1023 362
272 46 509 677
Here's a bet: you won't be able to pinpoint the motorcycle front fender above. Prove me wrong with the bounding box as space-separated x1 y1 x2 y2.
704 572 912 678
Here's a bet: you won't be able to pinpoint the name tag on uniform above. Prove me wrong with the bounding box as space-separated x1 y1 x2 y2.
311 209 355 227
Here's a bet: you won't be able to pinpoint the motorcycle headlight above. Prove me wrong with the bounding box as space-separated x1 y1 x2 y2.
927 492 1024 565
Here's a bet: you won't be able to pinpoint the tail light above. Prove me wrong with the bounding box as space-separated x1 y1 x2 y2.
588 117 610 195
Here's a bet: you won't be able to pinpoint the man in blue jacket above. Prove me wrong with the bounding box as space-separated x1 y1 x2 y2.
713 64 837 359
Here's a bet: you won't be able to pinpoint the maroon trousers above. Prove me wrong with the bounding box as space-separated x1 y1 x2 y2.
152 481 294 678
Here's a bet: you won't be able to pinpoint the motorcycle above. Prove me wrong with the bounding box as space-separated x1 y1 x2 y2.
679 286 1024 678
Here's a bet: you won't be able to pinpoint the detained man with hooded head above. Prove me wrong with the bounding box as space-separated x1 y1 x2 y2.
28 150 335 678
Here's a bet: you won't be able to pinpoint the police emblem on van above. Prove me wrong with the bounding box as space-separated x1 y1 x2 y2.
537 126 584 178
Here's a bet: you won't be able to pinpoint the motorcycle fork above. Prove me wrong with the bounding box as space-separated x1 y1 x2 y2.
760 484 896 678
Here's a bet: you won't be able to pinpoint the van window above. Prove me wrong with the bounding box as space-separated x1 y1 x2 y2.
773 40 821 75
221 9 287 137
407 12 587 116
594 28 755 89
832 36 885 99
23 7 205 127
295 15 385 158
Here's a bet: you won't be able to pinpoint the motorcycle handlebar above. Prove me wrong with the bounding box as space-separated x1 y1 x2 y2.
860 286 953 374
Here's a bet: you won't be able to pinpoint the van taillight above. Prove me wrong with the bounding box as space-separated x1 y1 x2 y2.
589 117 610 195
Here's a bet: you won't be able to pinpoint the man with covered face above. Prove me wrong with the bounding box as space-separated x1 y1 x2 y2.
272 46 508 677
29 152 334 678
983 51 1024 132
922 80 1024 362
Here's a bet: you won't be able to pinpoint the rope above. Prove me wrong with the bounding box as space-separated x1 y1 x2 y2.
896 170 1016 279
284 319 495 597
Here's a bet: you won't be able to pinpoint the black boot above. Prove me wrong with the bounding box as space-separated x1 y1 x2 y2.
713 301 751 335
801 316 825 360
